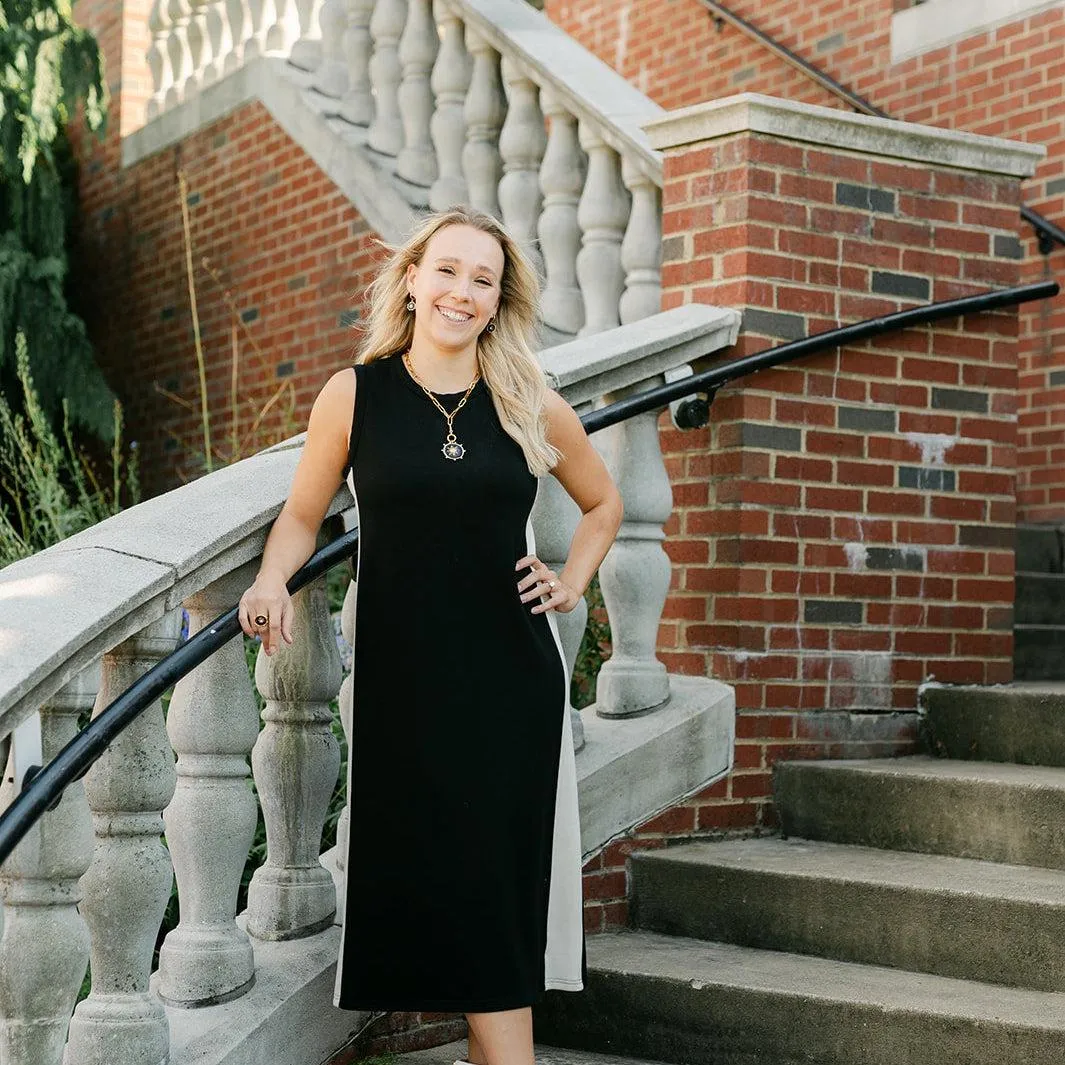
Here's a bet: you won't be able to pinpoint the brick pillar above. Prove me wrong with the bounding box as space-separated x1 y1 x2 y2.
642 93 1045 828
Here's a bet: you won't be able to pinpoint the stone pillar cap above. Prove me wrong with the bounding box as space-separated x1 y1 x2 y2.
642 92 1046 178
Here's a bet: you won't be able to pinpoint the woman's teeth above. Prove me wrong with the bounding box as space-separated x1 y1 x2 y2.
437 307 472 323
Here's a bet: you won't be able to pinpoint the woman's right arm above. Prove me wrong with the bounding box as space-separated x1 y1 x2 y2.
238 367 356 654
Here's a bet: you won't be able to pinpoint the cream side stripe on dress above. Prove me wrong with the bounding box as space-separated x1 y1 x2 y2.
333 467 361 1007
525 514 585 991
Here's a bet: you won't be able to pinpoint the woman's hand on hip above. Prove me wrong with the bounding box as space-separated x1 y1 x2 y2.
238 573 295 655
516 554 581 614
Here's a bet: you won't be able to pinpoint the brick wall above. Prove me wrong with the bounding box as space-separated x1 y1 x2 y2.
544 0 1065 521
578 105 1034 932
73 96 382 495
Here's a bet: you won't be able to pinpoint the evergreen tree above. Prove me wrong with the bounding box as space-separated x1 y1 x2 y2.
0 0 115 440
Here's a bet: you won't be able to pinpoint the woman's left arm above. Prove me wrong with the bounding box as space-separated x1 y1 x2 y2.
517 389 624 615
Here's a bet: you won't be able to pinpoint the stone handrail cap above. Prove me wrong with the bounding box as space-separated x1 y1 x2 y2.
642 92 1046 178
541 304 741 405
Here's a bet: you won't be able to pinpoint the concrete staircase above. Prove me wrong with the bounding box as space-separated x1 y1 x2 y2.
1015 523 1065 680
522 685 1065 1064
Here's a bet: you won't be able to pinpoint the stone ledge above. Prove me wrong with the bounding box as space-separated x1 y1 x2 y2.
643 92 1046 178
891 0 1065 65
121 57 415 244
576 674 736 861
540 305 741 406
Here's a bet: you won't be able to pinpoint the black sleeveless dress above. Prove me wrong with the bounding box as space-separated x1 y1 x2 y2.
333 352 588 1013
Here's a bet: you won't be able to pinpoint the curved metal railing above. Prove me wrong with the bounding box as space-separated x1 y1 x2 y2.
1 276 1057 867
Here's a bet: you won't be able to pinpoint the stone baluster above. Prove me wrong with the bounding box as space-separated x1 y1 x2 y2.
165 0 194 109
339 0 375 126
366 0 408 157
289 0 324 71
333 578 357 923
265 0 299 56
498 58 546 276
0 667 98 1065
429 0 471 210
462 28 504 218
146 0 173 120
65 612 182 1065
538 93 585 335
592 381 672 717
244 0 275 59
202 0 234 86
312 0 350 100
532 476 587 752
619 157 662 324
223 0 249 75
156 572 260 1007
246 573 342 940
396 0 439 188
183 0 210 97
576 123 629 337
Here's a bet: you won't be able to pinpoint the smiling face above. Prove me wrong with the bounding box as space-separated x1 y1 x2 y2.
405 224 505 358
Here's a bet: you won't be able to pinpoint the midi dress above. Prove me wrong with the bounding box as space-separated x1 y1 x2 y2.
333 351 588 1013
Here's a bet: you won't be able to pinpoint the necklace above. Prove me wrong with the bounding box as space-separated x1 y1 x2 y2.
402 351 480 461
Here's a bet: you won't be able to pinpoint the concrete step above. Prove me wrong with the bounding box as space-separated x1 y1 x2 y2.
921 683 1065 765
1017 524 1064 574
629 836 1065 991
1016 573 1065 625
399 1039 672 1065
1015 625 1065 681
774 755 1065 870
532 929 1065 1065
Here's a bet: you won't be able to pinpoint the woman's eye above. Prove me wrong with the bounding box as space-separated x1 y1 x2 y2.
476 278 490 286
439 266 454 274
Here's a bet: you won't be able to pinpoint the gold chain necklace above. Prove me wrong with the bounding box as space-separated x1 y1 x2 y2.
402 351 480 461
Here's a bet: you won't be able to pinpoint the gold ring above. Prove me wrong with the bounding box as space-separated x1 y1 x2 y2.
255 614 268 626
548 580 557 589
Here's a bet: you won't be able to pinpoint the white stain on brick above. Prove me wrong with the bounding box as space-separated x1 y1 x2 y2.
902 432 957 466
844 543 869 571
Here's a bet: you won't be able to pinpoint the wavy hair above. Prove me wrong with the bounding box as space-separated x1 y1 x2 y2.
354 206 562 476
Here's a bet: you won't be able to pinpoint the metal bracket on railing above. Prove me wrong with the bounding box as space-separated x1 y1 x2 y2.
665 364 715 430
1022 205 1065 257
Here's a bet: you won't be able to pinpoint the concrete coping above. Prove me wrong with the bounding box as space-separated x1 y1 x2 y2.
541 305 741 407
642 92 1047 178
890 0 1065 65
449 0 665 182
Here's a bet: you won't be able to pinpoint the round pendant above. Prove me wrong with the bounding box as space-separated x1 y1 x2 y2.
442 440 466 460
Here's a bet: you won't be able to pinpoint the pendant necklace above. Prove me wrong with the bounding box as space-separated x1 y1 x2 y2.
403 351 480 461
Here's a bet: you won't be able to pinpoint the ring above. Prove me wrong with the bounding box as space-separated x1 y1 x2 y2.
548 580 557 589
255 614 268 626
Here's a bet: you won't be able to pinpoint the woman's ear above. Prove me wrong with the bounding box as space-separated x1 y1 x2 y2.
405 262 418 295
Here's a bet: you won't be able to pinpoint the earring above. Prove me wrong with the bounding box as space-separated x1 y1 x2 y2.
406 295 416 311
485 317 495 333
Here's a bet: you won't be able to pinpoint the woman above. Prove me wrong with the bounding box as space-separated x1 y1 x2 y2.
238 206 623 1065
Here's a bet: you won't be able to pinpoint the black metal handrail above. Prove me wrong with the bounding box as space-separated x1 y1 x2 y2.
0 277 1059 867
694 0 1065 254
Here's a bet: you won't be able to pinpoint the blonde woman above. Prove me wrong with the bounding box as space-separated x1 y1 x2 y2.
238 206 623 1065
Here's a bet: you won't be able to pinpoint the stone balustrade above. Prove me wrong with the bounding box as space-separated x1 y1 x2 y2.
140 0 665 340
0 305 737 1065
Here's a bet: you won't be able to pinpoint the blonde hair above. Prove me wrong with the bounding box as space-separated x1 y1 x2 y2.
355 206 562 476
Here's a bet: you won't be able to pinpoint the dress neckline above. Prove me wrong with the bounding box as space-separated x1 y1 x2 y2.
392 351 484 401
